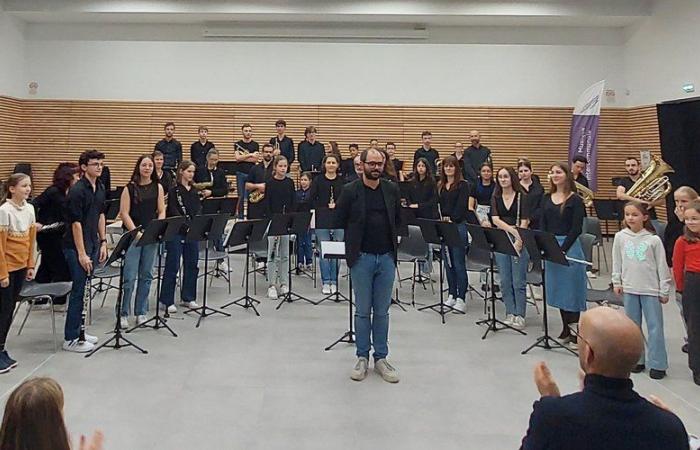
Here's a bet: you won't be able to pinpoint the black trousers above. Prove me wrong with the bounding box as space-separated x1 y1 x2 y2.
682 271 700 375
36 233 70 304
0 269 27 350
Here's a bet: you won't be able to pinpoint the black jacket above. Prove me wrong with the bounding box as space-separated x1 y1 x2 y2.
521 374 688 450
194 165 228 197
335 178 402 268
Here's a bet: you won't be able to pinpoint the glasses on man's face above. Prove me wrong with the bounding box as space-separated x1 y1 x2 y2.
87 162 104 168
364 161 384 168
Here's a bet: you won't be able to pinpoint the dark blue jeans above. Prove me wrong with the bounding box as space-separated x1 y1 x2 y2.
350 253 395 360
297 230 313 266
159 236 199 306
443 222 468 300
236 172 249 219
63 245 98 341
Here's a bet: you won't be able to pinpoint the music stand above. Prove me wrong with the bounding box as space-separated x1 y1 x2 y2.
269 212 316 310
519 228 577 356
183 214 232 327
202 197 239 216
127 217 185 336
470 225 527 339
86 228 148 358
593 199 623 240
317 240 351 305
221 219 269 316
324 242 356 351
416 219 466 323
105 199 121 222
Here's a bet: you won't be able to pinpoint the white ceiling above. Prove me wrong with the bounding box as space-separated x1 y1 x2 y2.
3 0 652 27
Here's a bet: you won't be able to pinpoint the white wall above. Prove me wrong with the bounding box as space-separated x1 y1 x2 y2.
624 0 700 106
23 39 624 107
0 9 25 97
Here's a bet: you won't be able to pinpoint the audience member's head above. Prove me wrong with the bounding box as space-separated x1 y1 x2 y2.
0 377 71 450
578 307 644 379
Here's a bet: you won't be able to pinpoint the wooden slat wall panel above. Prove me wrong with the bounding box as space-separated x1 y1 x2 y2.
0 98 661 217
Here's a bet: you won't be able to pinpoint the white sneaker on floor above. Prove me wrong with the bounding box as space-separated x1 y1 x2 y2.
322 284 331 295
445 295 456 307
350 357 369 381
120 316 129 329
279 285 289 295
219 261 230 272
330 284 338 294
181 301 198 309
504 314 514 326
256 262 265 270
84 334 99 345
267 286 278 299
453 298 466 313
511 316 526 330
63 339 95 353
374 358 400 383
136 315 147 326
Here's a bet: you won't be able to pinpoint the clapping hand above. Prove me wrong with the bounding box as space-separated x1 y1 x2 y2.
534 362 561 398
79 431 104 450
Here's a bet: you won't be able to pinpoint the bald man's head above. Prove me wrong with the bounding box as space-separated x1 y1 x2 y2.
578 307 644 379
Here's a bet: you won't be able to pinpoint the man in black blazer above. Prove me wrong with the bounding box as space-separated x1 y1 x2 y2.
335 148 402 384
521 307 688 450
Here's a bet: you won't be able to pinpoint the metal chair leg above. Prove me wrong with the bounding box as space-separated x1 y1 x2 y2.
50 297 57 352
17 301 32 336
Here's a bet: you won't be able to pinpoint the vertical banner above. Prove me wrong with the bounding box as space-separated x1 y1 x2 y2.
568 80 605 190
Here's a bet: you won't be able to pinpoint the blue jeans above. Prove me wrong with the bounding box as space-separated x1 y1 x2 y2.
297 230 313 266
159 235 199 306
315 228 344 284
120 242 158 317
63 245 98 341
495 248 529 317
236 172 249 219
350 253 395 360
267 235 289 287
443 222 468 300
624 293 668 370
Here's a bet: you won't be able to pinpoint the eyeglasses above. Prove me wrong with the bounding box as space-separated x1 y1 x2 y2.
364 161 384 168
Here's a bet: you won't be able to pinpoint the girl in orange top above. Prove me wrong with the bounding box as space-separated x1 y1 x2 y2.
673 199 700 386
0 173 37 373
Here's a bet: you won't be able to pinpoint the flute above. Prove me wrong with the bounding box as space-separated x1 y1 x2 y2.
80 271 92 342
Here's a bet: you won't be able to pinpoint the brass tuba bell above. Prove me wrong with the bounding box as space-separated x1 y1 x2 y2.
626 155 674 203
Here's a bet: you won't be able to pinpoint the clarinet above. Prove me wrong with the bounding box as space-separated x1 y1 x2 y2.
80 270 92 342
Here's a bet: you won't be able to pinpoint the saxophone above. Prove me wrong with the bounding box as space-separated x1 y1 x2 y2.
80 271 92 342
626 155 675 202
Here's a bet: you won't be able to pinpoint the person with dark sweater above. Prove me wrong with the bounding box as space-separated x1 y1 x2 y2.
159 160 201 314
234 123 260 219
152 150 174 193
190 125 215 169
295 172 313 271
308 155 345 294
269 119 295 171
463 130 492 186
413 130 439 174
245 143 274 220
298 126 325 173
571 155 590 188
521 307 689 450
194 148 228 199
341 143 359 180
154 122 182 171
406 158 439 221
468 162 495 227
518 159 545 230
264 156 296 300
438 155 472 313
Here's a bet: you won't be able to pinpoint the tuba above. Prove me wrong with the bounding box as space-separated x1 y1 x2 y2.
575 181 594 208
626 155 675 203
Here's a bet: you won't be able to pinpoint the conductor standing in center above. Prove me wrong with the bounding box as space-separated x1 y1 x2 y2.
336 148 402 384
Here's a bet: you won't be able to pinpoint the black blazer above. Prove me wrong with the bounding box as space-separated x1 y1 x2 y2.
335 178 402 268
194 166 228 198
521 374 688 450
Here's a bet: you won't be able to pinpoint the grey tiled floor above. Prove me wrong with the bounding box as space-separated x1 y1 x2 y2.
1 247 699 449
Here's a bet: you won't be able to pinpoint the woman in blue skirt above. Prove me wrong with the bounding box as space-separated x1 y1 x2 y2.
540 162 587 349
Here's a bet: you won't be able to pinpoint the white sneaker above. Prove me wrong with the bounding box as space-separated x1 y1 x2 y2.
279 285 289 295
445 294 456 307
219 261 230 272
120 316 129 329
165 304 177 314
504 314 514 326
136 315 147 326
180 301 198 309
84 333 99 345
453 298 466 312
256 262 265 270
511 316 526 330
330 284 338 294
322 284 331 295
63 339 95 353
267 286 278 299
306 264 313 271
350 357 369 381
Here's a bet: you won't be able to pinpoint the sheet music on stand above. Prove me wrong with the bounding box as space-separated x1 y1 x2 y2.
320 241 345 259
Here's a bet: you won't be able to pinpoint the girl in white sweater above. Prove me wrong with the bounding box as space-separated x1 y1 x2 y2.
612 201 671 380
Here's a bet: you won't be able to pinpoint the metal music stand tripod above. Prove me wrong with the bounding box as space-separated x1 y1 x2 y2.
317 237 351 305
183 214 231 327
127 217 185 337
86 228 148 358
221 218 269 316
469 225 527 339
416 219 466 323
519 228 577 356
270 212 316 310
323 241 356 351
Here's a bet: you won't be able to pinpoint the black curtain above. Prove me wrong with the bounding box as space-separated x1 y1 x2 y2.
657 97 700 216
